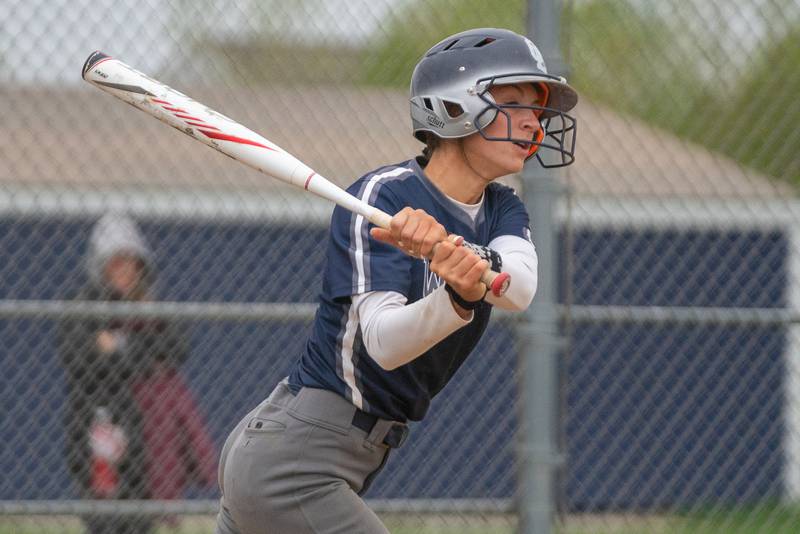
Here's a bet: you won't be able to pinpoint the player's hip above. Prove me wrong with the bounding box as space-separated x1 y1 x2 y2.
220 380 404 495
217 380 400 532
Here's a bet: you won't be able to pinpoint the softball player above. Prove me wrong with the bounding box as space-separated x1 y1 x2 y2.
215 27 578 534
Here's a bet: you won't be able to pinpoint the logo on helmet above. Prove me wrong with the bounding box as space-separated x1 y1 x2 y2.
524 38 547 73
426 114 445 129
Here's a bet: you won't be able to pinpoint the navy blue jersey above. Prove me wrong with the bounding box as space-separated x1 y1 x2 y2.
288 158 530 422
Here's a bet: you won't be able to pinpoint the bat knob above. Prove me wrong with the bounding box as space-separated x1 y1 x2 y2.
82 51 111 80
489 272 511 297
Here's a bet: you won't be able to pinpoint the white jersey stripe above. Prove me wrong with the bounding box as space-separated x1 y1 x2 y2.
353 166 412 294
342 166 411 407
340 304 363 408
353 210 368 294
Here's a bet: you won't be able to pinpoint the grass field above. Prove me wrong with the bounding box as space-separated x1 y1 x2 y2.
2 504 800 534
559 504 800 534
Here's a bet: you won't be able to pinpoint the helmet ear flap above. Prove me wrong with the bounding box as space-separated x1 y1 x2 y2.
474 90 498 131
477 107 498 131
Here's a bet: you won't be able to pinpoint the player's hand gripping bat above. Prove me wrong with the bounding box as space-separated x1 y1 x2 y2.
81 51 510 296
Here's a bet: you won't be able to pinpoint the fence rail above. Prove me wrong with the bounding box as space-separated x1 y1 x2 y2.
2 300 797 326
0 499 514 516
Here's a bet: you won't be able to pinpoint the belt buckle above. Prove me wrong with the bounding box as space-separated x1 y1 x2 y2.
383 423 408 448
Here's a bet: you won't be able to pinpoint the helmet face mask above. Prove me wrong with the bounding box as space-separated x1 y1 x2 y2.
410 28 578 168
473 75 577 168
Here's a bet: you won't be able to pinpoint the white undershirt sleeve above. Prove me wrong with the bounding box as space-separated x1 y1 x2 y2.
352 235 535 370
484 234 538 311
353 286 472 371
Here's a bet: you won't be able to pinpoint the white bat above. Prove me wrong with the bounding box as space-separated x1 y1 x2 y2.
81 51 510 296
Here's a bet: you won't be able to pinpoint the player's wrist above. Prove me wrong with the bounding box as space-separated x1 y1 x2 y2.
444 283 486 310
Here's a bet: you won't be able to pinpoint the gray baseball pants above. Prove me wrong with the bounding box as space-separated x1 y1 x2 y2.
214 380 405 534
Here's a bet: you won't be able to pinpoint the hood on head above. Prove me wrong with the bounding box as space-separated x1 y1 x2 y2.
86 212 155 290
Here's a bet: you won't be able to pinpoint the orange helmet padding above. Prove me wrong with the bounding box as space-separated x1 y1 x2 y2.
527 83 550 158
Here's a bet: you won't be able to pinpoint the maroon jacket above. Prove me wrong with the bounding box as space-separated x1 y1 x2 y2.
132 367 217 499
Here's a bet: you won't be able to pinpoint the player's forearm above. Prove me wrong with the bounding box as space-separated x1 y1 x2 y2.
483 235 538 311
354 287 472 371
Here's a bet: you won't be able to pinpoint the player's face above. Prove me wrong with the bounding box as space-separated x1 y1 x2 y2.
462 82 545 178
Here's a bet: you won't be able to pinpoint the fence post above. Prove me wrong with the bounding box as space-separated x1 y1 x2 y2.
518 1 567 533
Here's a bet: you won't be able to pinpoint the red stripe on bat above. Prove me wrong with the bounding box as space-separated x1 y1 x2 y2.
187 121 219 130
304 172 316 190
199 129 276 151
175 112 203 121
163 106 187 112
152 98 171 104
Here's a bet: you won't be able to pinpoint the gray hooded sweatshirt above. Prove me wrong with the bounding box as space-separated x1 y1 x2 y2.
86 212 155 295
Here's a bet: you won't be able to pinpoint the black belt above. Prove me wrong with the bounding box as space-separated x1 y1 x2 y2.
351 409 408 448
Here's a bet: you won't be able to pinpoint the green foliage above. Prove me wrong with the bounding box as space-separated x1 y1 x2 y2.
700 27 800 183
568 0 716 135
568 1 799 184
359 0 524 87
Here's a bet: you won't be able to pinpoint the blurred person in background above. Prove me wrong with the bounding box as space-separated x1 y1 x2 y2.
58 212 217 533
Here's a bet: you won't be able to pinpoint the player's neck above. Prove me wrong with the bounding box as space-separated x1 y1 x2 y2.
424 148 488 205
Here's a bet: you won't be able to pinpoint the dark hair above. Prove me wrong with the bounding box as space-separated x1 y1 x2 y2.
420 132 441 165
420 100 464 163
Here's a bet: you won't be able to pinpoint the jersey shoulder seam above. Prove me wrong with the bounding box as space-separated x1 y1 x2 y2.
355 163 417 205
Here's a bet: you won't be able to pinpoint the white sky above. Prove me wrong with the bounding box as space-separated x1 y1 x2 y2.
0 0 408 85
1 0 796 86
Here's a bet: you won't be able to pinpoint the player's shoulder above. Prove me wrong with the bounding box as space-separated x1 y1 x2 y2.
485 180 525 208
346 159 422 198
486 180 519 198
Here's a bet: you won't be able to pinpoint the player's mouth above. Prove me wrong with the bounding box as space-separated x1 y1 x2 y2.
512 141 530 155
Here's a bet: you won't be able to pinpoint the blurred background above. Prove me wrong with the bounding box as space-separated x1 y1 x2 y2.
2 0 800 533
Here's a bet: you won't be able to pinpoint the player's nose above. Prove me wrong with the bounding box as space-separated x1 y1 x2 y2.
518 107 541 133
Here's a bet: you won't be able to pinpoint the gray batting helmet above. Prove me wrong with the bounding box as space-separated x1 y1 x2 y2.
410 28 578 167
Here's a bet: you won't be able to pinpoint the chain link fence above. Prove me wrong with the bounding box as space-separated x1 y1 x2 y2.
2 0 800 533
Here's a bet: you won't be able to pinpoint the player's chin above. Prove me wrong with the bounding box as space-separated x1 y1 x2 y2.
490 160 524 179
509 157 526 174
500 145 528 174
